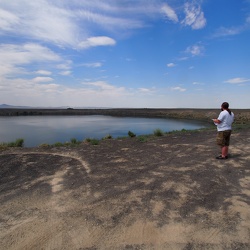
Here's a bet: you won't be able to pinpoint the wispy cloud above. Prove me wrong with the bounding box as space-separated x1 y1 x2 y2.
82 80 125 92
182 1 206 30
185 44 204 56
78 36 116 49
59 71 72 76
161 3 178 23
0 43 61 77
0 0 208 51
137 87 156 94
171 86 186 92
83 62 103 68
32 77 54 83
167 63 176 68
212 15 250 38
192 81 204 85
35 70 52 76
224 77 250 84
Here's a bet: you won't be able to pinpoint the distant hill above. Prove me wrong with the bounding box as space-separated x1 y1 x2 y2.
0 104 111 109
0 104 69 109
0 104 31 109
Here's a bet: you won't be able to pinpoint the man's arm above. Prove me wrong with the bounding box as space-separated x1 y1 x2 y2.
213 119 221 124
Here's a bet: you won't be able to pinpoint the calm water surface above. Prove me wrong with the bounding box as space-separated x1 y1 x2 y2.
0 115 208 147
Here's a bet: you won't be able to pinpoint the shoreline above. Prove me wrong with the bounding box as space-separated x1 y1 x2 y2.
1 108 250 124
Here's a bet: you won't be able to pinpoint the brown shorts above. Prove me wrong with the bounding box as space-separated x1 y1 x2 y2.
216 130 232 147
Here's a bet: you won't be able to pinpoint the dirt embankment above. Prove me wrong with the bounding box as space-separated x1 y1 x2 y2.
0 128 250 249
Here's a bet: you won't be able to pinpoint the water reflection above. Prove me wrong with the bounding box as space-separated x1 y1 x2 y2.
0 115 208 147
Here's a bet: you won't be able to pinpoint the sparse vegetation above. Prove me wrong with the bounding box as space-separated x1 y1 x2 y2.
128 131 136 137
85 138 99 145
0 138 24 149
154 128 164 136
137 136 148 142
102 134 113 140
53 142 64 147
38 143 50 148
70 138 81 145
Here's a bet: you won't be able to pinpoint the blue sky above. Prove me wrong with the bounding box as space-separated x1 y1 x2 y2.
0 0 250 108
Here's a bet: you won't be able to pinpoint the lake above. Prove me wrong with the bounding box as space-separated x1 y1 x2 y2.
0 115 209 147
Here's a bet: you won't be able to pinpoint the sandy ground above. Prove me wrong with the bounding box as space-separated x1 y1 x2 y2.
0 129 250 249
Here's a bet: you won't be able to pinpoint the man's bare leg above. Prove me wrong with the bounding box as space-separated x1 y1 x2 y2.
221 146 228 158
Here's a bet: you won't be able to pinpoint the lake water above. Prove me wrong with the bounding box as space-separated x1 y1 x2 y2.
0 115 209 147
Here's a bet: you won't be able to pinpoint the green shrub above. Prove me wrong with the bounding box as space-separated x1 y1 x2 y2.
70 138 81 144
84 138 99 145
128 131 136 137
14 138 24 147
0 138 24 149
90 139 99 145
53 142 64 147
70 138 77 144
102 134 113 140
137 136 147 142
39 143 50 148
7 138 24 147
154 128 164 136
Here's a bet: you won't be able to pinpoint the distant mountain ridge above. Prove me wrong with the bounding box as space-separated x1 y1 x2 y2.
0 104 110 109
0 104 67 109
0 104 30 109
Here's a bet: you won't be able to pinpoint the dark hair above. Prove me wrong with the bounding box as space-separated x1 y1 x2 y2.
221 102 232 115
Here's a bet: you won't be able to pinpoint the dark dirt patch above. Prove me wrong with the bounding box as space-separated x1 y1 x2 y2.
0 129 250 249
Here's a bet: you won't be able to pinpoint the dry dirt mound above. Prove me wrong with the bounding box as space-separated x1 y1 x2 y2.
0 129 250 249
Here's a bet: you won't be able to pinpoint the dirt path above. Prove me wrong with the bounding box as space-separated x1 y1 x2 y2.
0 129 250 249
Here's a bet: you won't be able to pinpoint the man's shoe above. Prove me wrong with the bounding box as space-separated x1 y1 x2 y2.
216 155 227 160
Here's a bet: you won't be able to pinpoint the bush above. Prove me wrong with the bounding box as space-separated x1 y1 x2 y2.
39 143 50 148
90 139 99 145
128 131 136 137
102 134 113 140
154 129 164 136
137 136 147 142
70 138 77 144
0 138 24 149
53 142 64 147
84 138 99 145
70 138 81 145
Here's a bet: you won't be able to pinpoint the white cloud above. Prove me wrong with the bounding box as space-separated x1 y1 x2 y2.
78 36 116 49
0 0 79 47
212 15 250 38
171 86 186 92
32 77 53 83
192 81 204 85
36 70 52 75
161 3 178 23
0 43 61 77
137 87 156 94
57 62 72 70
182 2 206 29
82 81 124 92
185 44 204 56
59 71 72 76
224 77 250 84
0 8 19 30
167 63 176 67
84 62 103 68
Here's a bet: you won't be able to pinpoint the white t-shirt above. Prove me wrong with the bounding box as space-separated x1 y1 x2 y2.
217 110 234 131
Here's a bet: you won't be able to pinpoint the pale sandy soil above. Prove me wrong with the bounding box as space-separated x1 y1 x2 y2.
0 129 250 249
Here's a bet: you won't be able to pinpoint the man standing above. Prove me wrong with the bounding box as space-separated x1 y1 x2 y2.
213 102 234 159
